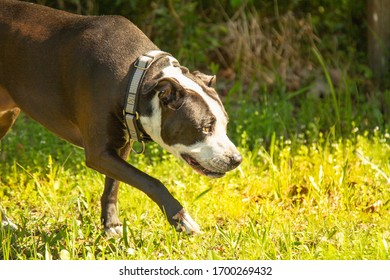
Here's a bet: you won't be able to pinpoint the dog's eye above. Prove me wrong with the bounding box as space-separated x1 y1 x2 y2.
202 126 212 135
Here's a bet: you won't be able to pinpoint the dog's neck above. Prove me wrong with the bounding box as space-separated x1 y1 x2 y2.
124 50 172 149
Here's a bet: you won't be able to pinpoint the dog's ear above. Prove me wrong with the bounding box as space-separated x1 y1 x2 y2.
193 71 216 88
156 79 185 110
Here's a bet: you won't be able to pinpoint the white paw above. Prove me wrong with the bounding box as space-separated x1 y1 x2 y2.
172 209 201 234
105 225 123 237
1 211 18 231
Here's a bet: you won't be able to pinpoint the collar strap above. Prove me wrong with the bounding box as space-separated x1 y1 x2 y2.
124 50 170 147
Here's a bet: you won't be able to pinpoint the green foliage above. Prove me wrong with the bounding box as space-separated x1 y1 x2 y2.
24 0 367 56
23 0 373 88
224 69 389 150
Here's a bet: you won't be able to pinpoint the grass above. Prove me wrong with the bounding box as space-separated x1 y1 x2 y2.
1 94 389 259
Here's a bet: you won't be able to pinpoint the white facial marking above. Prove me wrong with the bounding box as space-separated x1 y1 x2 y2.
162 58 228 128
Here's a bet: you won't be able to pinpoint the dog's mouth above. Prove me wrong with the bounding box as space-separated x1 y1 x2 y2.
181 153 225 178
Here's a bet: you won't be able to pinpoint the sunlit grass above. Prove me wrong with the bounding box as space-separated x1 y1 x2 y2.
1 115 389 260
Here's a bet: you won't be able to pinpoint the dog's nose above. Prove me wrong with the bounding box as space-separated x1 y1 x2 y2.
229 153 243 168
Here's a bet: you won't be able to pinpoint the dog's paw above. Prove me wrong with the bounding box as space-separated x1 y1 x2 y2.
1 211 18 231
172 209 201 234
104 225 123 237
1 220 18 231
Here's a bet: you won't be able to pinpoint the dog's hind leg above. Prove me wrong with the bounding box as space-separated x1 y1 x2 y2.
0 108 20 140
0 87 20 140
0 94 20 230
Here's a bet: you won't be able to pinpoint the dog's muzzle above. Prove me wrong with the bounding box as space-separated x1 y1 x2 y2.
181 152 242 178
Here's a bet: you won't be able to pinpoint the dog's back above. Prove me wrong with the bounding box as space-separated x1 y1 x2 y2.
0 0 156 146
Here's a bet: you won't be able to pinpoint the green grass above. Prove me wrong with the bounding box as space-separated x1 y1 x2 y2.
1 67 389 260
1 108 389 259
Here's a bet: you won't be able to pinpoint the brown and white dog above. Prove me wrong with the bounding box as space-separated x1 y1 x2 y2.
0 0 242 234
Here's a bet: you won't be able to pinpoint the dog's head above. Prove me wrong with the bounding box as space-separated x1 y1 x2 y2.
139 56 242 178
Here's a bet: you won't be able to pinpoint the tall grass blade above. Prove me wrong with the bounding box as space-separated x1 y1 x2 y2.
312 47 340 132
193 187 212 202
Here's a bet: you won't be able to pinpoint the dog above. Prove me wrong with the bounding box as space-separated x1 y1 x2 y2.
0 0 242 235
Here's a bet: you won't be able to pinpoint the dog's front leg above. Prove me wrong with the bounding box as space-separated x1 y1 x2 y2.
1 207 18 230
100 144 130 236
86 148 201 234
101 177 124 235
